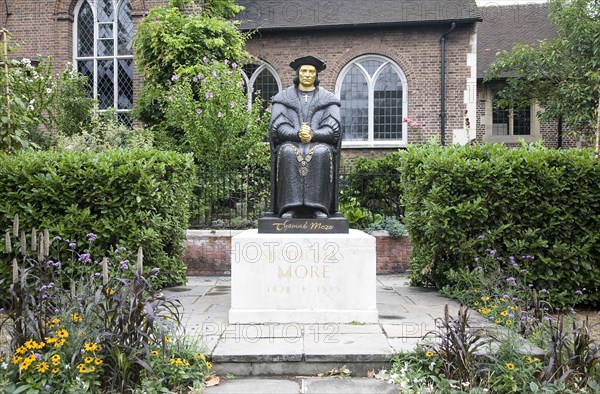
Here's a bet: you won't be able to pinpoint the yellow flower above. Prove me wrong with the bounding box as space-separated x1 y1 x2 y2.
12 356 23 365
20 358 33 371
94 358 103 366
15 346 26 355
56 329 68 339
473 289 479 293
533 357 541 362
105 288 115 295
206 361 212 369
36 361 50 373
52 367 60 374
45 337 57 345
84 356 94 364
501 310 509 317
197 353 206 360
526 356 533 363
165 336 172 343
473 301 480 306
71 313 83 323
89 366 96 373
51 354 61 365
425 351 435 357
506 363 515 370
478 307 492 315
481 296 490 302
505 320 513 325
24 339 36 349
495 318 502 324
83 342 100 352
151 350 159 357
54 338 66 348
77 363 88 373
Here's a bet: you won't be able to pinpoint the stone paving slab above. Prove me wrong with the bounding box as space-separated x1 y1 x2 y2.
163 275 542 378
203 376 398 393
212 337 304 363
303 377 397 394
303 333 393 362
222 324 304 339
204 378 300 393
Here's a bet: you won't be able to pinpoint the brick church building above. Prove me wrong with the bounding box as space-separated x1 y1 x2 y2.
2 0 572 154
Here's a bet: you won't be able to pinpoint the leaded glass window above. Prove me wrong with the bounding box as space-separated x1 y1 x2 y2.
336 55 407 144
492 93 531 136
75 0 134 125
241 63 281 111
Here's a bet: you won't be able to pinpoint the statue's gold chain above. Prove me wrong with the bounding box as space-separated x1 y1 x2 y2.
293 146 315 177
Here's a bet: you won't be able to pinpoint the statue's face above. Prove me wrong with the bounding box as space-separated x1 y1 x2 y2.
298 65 317 90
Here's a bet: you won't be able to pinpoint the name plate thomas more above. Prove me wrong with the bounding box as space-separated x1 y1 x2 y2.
271 219 334 232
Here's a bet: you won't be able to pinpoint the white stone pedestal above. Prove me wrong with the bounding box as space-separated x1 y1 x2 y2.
229 229 378 324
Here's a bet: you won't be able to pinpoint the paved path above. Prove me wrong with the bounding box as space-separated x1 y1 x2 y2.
163 275 516 393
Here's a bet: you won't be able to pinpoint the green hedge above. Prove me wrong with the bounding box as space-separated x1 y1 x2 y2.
0 149 195 288
399 144 600 306
342 152 404 219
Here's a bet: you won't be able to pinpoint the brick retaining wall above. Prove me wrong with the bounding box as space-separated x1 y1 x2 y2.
183 230 412 276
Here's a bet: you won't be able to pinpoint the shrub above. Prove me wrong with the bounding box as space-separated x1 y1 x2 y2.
56 107 154 151
0 53 95 152
366 216 406 238
399 143 600 307
0 149 195 288
341 151 404 219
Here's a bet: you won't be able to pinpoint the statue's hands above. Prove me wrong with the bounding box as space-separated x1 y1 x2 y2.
299 123 313 144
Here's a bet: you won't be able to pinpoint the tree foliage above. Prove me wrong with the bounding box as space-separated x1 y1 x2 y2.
164 60 269 172
485 0 600 143
0 36 95 152
132 0 250 134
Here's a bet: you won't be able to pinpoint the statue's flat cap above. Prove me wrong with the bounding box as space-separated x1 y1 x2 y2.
289 55 326 72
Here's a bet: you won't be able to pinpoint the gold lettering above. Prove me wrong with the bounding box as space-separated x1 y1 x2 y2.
273 220 309 231
278 265 292 278
276 264 332 279
310 222 334 231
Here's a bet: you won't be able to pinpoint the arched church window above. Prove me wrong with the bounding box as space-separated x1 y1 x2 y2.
241 63 281 111
336 55 408 145
74 0 134 125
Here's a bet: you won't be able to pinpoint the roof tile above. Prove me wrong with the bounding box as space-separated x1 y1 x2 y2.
477 3 557 78
236 0 482 30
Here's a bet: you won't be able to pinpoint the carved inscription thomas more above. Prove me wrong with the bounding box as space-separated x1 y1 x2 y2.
231 240 342 293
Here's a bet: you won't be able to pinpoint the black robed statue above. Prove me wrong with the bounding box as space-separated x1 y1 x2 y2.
266 56 345 223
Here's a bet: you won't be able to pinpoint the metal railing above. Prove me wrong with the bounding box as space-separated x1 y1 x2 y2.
189 169 402 229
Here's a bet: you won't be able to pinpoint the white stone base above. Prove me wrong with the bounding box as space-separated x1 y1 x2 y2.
229 229 378 324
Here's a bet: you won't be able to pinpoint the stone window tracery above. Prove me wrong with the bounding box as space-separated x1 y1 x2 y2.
74 0 134 125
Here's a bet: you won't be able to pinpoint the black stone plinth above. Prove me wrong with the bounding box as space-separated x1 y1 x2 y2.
258 215 349 234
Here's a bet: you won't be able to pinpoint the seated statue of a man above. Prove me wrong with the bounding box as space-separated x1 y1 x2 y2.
268 55 342 219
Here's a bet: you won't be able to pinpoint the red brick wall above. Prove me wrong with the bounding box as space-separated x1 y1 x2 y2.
245 25 475 146
475 84 579 148
184 231 238 276
184 230 412 275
